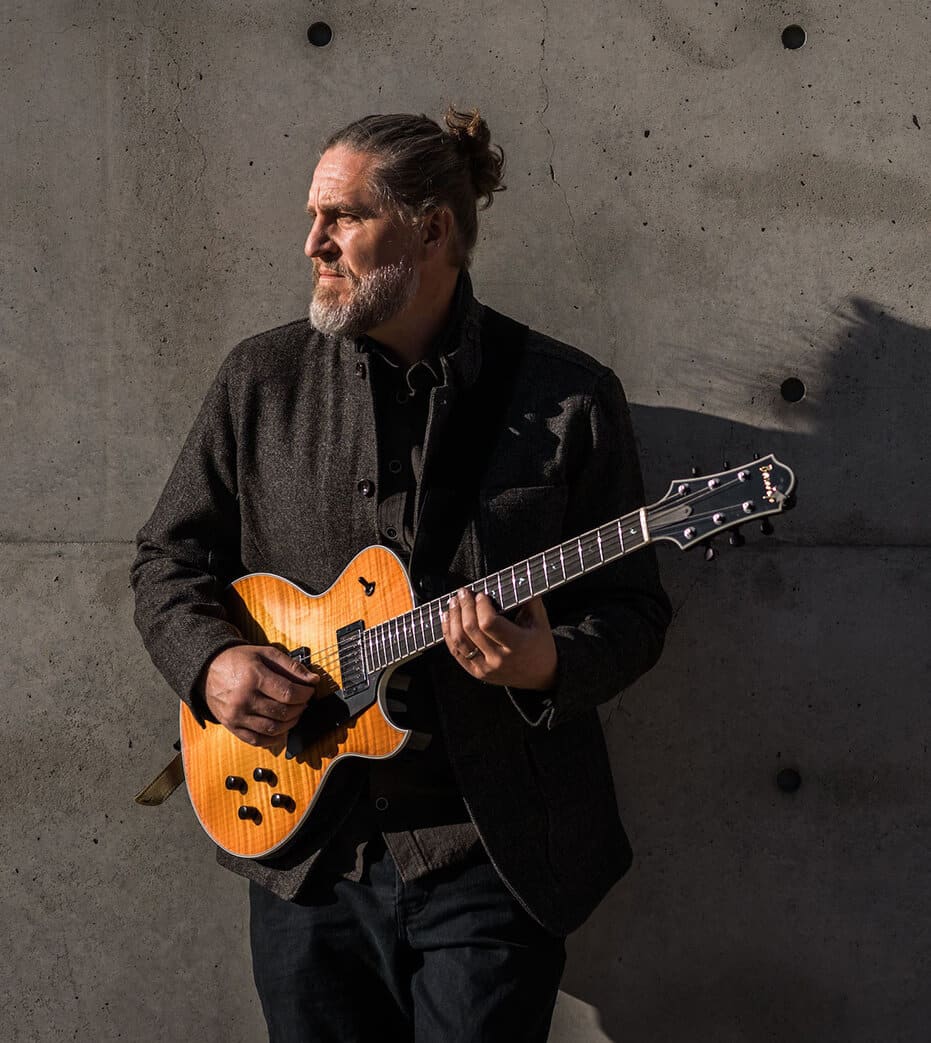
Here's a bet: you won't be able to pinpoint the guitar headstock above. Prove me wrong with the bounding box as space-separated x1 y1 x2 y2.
646 455 796 550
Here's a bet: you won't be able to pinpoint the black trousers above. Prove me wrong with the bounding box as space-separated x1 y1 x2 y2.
249 839 566 1043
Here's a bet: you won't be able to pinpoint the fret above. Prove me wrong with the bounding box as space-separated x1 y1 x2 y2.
584 534 601 571
379 624 387 665
604 522 622 558
577 538 585 572
530 553 545 595
510 566 518 607
525 559 534 596
558 544 566 580
363 632 372 673
596 530 604 563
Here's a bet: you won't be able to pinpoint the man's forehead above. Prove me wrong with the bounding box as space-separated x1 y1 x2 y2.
307 146 379 209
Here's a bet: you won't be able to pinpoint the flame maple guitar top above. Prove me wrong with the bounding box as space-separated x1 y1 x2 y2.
179 546 414 858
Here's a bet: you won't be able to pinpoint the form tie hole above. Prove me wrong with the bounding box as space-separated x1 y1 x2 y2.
780 377 806 403
782 25 806 49
307 22 333 47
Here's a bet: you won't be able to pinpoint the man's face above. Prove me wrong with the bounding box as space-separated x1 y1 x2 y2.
305 146 420 337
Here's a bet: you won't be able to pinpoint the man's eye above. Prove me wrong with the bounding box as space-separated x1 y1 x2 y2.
338 213 358 223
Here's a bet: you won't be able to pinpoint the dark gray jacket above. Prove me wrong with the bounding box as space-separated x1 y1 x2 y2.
132 283 671 936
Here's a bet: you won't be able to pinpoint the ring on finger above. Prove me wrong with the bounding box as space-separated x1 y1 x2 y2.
463 647 481 660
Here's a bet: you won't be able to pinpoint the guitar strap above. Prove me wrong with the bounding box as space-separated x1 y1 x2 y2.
410 305 529 596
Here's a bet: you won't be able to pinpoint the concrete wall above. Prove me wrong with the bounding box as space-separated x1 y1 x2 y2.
3 1 929 1039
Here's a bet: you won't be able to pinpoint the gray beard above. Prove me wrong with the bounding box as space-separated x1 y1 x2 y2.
309 258 420 338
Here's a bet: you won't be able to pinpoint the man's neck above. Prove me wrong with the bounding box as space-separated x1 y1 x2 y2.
364 266 460 367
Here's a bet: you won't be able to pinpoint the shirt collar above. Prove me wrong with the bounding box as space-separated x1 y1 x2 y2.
355 270 482 394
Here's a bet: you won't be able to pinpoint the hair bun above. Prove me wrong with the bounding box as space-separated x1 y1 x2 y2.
443 106 506 209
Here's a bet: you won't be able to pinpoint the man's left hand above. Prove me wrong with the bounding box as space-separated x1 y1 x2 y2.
441 588 558 691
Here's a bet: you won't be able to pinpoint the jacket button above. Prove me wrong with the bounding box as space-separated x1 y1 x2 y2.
357 479 375 498
355 361 366 379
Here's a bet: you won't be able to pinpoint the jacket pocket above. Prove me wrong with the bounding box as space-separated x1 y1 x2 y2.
479 483 568 574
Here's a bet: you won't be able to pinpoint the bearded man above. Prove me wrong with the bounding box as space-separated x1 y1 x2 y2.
132 109 671 1042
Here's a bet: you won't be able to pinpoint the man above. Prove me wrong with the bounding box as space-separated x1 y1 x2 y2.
132 109 671 1042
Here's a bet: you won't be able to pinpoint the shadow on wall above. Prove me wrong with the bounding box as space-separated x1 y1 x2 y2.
560 297 931 1042
630 297 930 547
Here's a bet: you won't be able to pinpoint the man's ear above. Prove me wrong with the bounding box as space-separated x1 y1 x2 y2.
421 206 455 256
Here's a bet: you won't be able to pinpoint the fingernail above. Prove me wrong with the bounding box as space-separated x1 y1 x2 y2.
441 610 448 623
458 588 468 601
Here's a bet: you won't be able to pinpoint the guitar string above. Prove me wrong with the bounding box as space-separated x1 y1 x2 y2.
281 473 771 667
278 477 772 674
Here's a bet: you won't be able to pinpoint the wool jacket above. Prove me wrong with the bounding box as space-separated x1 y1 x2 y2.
132 278 672 936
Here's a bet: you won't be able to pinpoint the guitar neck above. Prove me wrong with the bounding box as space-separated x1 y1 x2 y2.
362 506 650 674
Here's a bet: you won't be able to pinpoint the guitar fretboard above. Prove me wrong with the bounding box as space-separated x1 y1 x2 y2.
361 508 648 674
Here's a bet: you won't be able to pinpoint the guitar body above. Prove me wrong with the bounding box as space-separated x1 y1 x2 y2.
180 545 414 858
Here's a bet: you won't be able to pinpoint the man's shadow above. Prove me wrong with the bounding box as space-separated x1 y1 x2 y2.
630 295 928 543
556 297 931 1042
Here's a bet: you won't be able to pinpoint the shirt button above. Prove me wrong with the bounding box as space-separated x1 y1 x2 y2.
374 797 389 812
355 361 366 379
388 459 402 475
357 479 375 498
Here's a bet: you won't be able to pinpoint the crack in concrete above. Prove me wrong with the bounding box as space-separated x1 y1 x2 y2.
536 0 599 302
142 22 207 188
670 572 702 624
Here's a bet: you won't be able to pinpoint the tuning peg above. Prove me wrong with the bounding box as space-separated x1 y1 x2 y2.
728 528 745 548
703 540 717 561
760 518 774 536
783 492 797 512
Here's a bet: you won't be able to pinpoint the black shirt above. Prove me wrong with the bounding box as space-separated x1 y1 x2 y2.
309 279 482 883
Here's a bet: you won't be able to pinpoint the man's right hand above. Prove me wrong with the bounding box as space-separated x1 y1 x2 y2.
201 645 321 748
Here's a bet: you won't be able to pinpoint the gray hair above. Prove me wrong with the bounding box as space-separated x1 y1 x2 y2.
323 107 506 268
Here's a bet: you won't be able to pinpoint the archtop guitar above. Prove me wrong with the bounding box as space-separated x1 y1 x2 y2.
179 455 796 857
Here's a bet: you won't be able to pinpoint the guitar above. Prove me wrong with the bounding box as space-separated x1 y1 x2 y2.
180 455 796 857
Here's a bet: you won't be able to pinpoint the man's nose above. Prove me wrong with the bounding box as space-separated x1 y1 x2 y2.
305 220 337 260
